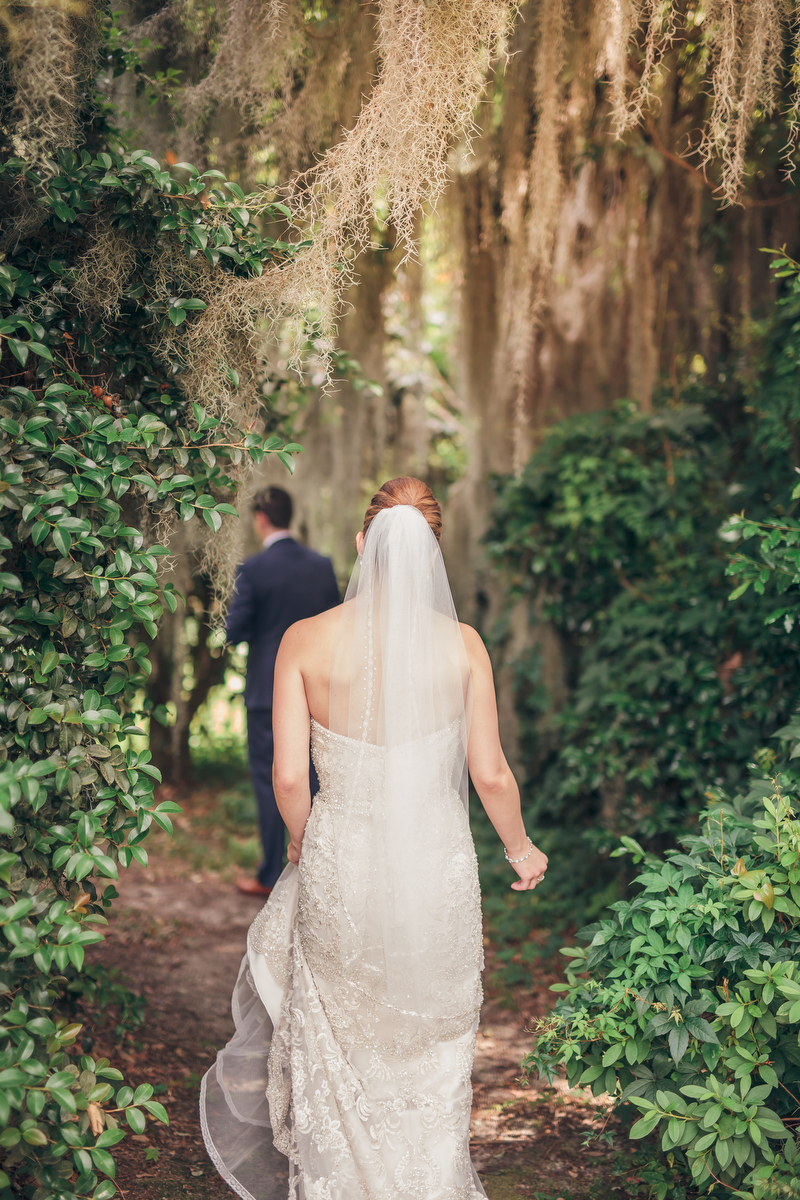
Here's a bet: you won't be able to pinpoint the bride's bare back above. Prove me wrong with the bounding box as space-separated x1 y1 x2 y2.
276 603 341 728
272 603 548 891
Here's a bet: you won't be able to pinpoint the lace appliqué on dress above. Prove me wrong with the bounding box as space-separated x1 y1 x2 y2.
253 720 485 1200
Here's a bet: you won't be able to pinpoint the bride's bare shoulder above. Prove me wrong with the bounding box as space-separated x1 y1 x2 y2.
459 622 490 667
279 605 341 658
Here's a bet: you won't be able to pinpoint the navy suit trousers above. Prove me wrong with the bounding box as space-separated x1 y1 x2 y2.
247 709 319 888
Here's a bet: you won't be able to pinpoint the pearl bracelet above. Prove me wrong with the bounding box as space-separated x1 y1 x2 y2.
504 836 534 864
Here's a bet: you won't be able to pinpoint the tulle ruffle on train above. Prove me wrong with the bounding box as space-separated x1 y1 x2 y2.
200 864 299 1200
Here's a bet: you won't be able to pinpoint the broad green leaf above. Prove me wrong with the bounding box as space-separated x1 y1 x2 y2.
125 1107 146 1134
90 1147 116 1177
630 1112 661 1138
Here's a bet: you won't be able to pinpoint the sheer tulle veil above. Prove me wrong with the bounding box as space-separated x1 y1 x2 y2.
328 503 474 1039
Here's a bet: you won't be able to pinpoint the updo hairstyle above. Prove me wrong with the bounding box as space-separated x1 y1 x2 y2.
362 477 442 542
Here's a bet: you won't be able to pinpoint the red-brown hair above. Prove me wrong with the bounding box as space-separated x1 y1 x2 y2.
362 477 442 542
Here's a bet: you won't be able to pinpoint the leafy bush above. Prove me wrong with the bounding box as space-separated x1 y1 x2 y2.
484 330 800 954
0 95 303 1200
524 435 800 1196
527 777 800 1196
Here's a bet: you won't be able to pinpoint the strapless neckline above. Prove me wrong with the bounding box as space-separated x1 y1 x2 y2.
310 714 463 748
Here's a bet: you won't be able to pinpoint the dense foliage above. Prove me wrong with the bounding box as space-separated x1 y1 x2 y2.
483 266 800 962
0 79 304 1200
527 774 800 1197
518 258 800 1197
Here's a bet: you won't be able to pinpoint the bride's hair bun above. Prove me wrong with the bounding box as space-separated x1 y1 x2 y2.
363 477 442 542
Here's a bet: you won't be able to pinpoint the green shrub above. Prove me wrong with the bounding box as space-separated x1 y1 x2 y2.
0 108 304 1200
526 775 800 1196
484 320 800 953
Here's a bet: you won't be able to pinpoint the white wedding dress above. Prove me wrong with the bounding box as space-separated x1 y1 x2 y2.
201 506 487 1200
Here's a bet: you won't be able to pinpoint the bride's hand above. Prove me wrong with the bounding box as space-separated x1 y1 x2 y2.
287 839 302 865
509 843 548 891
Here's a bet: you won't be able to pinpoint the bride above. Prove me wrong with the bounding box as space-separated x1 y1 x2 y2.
201 477 548 1200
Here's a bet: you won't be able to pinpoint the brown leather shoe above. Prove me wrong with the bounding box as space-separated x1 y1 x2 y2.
236 878 273 898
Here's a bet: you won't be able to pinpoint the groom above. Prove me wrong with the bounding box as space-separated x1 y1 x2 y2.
226 486 340 897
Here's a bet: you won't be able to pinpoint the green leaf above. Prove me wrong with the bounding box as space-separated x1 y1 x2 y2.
715 1138 733 1170
141 1099 169 1124
49 1086 77 1112
7 339 28 366
125 1106 146 1133
668 1025 690 1064
53 526 72 557
630 1112 661 1138
602 1042 625 1067
23 1127 48 1146
90 1147 116 1177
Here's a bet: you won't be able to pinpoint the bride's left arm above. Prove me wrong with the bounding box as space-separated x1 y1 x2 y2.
272 623 313 864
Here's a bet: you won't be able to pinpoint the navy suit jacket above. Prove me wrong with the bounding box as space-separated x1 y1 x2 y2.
226 537 340 710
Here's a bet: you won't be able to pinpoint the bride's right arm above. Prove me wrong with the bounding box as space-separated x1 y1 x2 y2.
461 625 548 891
272 623 313 864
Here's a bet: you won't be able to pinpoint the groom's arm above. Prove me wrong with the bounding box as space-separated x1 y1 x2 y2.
225 561 257 645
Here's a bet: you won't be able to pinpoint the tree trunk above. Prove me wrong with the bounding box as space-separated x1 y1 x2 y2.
146 544 227 788
441 2 800 768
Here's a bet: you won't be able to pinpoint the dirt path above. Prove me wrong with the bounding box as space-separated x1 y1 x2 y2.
82 785 621 1200
85 861 621 1200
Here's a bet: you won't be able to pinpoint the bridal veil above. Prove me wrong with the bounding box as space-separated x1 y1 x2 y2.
328 504 474 1037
